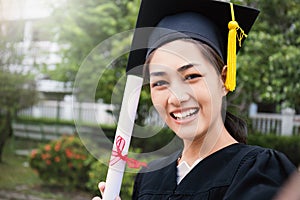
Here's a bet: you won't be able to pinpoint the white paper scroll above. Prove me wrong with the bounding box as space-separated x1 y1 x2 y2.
103 75 143 200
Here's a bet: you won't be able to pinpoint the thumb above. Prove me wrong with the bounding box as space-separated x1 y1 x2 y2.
98 182 106 197
92 197 102 200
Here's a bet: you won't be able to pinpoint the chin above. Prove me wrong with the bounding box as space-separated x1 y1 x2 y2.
172 126 207 141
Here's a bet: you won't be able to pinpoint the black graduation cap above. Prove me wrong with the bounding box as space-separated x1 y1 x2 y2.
126 0 259 91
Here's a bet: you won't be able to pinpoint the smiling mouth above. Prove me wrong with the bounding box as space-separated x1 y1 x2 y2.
170 108 199 120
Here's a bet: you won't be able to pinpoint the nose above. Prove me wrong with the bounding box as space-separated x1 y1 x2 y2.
167 88 190 106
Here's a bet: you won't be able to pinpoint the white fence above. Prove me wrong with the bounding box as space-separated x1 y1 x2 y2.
12 123 75 141
18 100 116 125
18 101 300 136
249 108 300 136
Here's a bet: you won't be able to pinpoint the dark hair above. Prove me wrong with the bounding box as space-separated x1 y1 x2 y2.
144 39 248 144
224 111 247 144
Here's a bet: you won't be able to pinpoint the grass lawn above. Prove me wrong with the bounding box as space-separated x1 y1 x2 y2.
0 138 92 200
0 138 41 190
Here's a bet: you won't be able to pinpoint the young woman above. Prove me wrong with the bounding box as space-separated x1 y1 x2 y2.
132 38 295 199
93 0 297 199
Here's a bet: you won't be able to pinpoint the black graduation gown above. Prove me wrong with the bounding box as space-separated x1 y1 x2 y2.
132 143 296 200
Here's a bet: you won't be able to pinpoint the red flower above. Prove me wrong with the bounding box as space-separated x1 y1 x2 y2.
54 156 61 162
54 143 61 152
41 153 50 160
46 160 51 165
31 149 38 158
44 144 51 151
65 148 73 158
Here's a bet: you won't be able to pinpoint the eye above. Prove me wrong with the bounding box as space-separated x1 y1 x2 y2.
184 74 202 81
151 80 168 88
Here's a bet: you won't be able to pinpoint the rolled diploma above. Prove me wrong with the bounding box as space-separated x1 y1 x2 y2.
103 74 143 200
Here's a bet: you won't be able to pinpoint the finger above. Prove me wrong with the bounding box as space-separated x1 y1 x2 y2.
98 182 106 196
92 196 102 200
115 196 121 200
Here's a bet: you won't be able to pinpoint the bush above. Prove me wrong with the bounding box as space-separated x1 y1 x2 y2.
16 116 116 130
131 127 182 154
29 135 95 189
248 133 300 167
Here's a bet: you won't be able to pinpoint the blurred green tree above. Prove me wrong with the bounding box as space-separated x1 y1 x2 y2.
46 0 154 124
0 20 37 162
230 0 300 113
47 0 139 101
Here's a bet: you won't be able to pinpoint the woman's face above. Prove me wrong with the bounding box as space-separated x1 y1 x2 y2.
148 40 227 141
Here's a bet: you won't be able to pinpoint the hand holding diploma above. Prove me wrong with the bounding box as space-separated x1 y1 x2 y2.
92 182 121 200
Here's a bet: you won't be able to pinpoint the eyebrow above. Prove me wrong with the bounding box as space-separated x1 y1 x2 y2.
177 63 195 72
149 71 166 77
150 63 196 77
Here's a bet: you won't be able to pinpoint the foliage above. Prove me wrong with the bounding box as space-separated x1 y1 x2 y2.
44 0 156 124
232 0 300 112
248 133 300 167
46 0 140 101
0 18 38 162
0 18 37 114
0 72 36 112
29 135 95 189
16 116 77 126
16 116 116 130
131 126 181 154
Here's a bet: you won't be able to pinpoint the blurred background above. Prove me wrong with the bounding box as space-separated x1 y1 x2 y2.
0 0 299 199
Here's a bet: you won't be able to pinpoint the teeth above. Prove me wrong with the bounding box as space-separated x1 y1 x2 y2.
172 109 198 119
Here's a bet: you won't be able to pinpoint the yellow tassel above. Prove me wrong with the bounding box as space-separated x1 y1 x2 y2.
225 3 247 91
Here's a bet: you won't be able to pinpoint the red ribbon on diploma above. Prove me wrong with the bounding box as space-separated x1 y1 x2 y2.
109 136 147 169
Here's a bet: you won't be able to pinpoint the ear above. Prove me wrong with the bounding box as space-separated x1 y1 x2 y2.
221 65 229 95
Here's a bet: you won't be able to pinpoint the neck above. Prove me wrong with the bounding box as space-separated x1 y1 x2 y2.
180 125 237 166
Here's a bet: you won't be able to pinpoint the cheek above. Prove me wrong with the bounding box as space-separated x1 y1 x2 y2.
151 90 163 109
151 92 167 121
150 89 168 117
192 78 223 111
198 79 224 112
191 80 212 102
203 76 225 97
150 88 158 104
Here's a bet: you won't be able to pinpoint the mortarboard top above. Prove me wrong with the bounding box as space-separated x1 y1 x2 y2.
126 0 260 91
